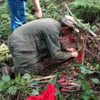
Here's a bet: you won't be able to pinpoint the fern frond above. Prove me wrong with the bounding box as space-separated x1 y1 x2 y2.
71 0 100 11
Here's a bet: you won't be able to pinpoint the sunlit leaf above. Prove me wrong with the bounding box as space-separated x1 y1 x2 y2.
91 78 99 84
84 81 90 90
2 75 10 82
31 88 39 96
0 82 5 91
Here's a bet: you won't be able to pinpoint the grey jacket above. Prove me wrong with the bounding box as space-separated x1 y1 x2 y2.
8 18 72 68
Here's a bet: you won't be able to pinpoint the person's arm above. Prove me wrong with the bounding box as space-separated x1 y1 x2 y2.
32 0 42 18
45 34 72 61
60 42 67 51
60 43 78 58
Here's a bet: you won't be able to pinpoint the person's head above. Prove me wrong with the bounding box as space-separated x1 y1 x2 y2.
61 15 79 37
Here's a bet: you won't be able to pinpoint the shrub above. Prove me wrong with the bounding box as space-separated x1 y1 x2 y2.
69 0 100 23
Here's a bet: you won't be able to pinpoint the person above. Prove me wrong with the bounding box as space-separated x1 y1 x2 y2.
7 0 42 32
1 15 79 76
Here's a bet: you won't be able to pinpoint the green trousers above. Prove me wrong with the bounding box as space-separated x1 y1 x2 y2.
9 62 44 75
8 39 44 75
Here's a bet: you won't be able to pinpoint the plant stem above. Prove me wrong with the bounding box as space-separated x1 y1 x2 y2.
82 23 89 66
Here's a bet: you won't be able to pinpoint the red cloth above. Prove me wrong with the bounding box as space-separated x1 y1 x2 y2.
27 84 56 100
78 50 83 62
69 34 72 43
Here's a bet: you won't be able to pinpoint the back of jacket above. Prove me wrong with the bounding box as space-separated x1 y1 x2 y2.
8 18 67 68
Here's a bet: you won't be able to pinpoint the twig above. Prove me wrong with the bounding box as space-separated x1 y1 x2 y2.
62 89 81 93
2 97 5 100
94 91 100 94
50 64 82 75
64 86 80 88
92 17 100 26
82 24 89 66
61 82 81 86
26 75 56 84
74 35 82 52
64 2 97 37
17 92 20 100
85 49 100 58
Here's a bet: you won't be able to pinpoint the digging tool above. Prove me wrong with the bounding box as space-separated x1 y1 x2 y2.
61 88 81 93
61 82 80 86
26 75 56 85
28 80 47 86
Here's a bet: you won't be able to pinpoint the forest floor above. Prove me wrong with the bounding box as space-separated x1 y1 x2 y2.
38 27 100 99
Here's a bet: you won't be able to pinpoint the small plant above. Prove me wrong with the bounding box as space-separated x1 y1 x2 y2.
78 65 100 100
92 25 98 32
0 0 11 39
0 73 39 99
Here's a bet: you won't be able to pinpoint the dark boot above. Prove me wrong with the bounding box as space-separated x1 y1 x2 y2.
4 57 13 65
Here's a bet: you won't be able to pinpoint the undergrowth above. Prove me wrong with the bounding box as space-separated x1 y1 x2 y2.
69 0 100 23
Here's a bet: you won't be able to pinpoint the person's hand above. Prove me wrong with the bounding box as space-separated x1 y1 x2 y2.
35 10 42 19
67 48 76 52
71 51 78 57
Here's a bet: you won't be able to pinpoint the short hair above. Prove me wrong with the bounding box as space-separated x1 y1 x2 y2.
60 21 74 31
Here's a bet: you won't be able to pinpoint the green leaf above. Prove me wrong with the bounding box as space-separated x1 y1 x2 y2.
77 23 83 28
91 78 99 84
61 93 65 100
1 14 9 19
0 82 5 91
22 73 31 81
15 73 24 85
96 64 99 70
86 90 93 95
82 95 90 100
92 25 98 32
2 75 10 82
31 88 39 96
72 99 75 100
93 38 96 49
47 78 56 86
87 70 93 74
55 88 60 96
0 0 3 2
96 23 100 27
84 81 90 90
80 67 86 74
7 86 17 95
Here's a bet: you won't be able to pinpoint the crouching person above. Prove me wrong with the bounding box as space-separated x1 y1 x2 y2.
2 15 79 76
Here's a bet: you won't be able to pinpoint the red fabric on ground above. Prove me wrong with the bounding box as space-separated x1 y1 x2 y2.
27 84 56 100
27 95 43 100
